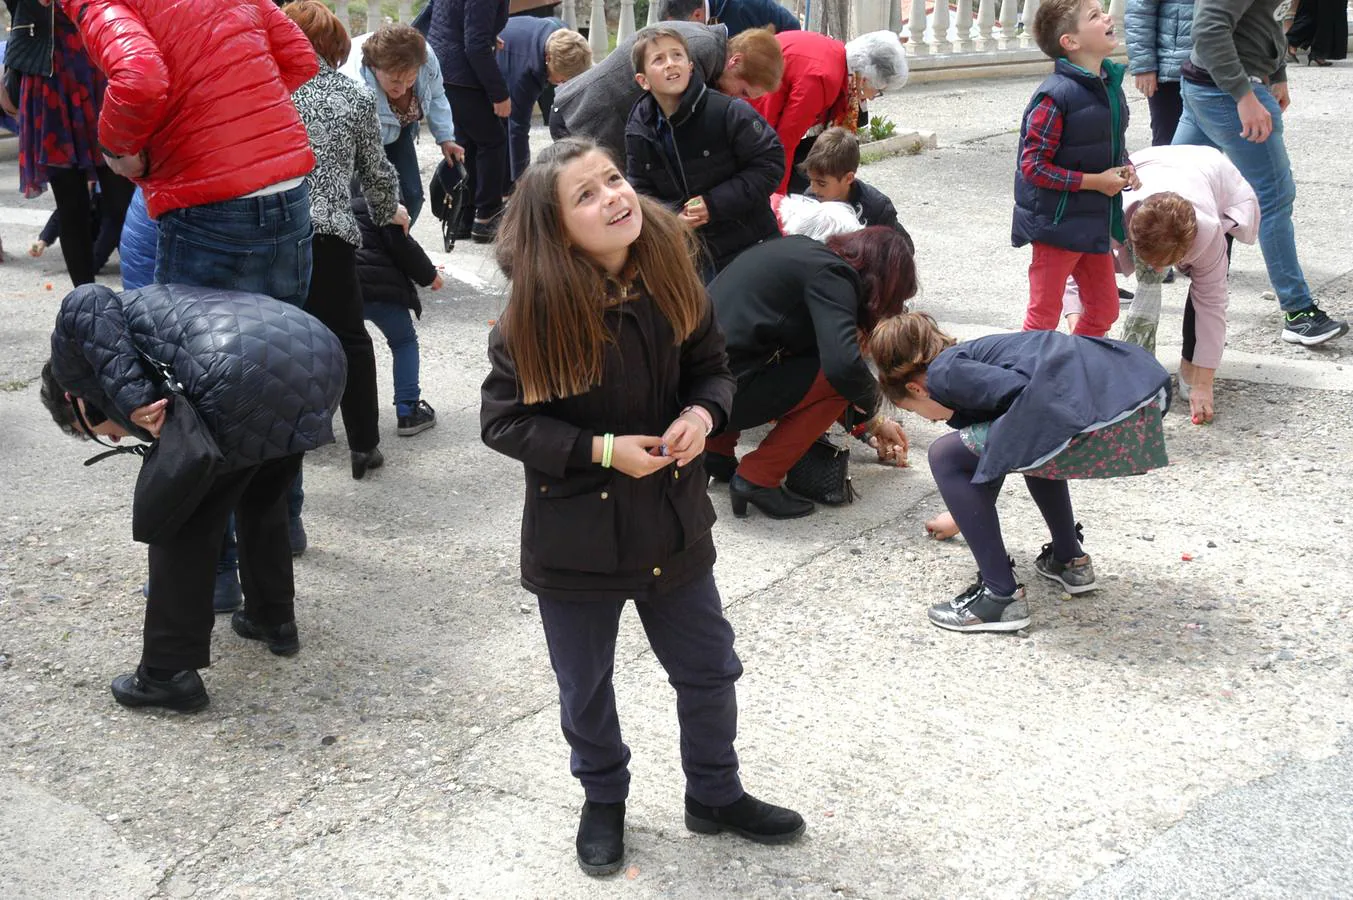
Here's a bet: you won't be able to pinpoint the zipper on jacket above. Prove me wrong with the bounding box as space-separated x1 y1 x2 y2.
1052 191 1070 225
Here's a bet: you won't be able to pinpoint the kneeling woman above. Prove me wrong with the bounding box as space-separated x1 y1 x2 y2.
481 139 803 876
706 227 914 518
872 314 1171 633
43 284 346 711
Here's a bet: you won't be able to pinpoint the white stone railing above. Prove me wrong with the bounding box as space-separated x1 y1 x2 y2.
563 0 1353 73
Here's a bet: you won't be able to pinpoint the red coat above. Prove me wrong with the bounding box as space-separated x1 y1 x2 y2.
62 0 317 218
751 31 849 194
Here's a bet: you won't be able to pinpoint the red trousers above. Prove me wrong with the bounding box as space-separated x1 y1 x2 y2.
1024 242 1118 337
706 370 849 488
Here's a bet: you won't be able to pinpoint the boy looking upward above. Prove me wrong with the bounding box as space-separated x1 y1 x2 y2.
625 26 783 280
1012 0 1138 337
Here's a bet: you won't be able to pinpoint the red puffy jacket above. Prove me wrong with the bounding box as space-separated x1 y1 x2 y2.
62 0 317 218
751 30 850 194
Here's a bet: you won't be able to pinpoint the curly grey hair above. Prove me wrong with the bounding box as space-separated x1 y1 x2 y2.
845 31 909 92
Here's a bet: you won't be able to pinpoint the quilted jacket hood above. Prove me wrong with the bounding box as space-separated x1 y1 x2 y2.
50 284 346 470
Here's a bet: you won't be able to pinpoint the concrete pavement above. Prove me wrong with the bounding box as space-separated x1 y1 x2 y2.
1 61 1352 899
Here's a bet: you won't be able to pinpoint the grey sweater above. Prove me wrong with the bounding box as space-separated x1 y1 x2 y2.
1189 0 1288 100
550 22 729 160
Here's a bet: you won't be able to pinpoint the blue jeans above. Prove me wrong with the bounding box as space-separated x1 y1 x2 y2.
385 123 425 226
1173 80 1312 313
156 182 314 569
154 182 314 307
363 300 421 413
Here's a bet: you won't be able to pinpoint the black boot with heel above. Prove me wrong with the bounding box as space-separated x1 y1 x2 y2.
729 474 814 519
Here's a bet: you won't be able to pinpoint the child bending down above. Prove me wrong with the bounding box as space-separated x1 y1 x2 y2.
480 138 804 877
872 313 1171 633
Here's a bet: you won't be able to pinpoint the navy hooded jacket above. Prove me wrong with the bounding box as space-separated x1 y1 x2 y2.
926 330 1170 484
50 284 346 470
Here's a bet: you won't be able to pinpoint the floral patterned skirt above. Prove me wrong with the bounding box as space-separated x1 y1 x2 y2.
18 12 106 197
960 402 1169 480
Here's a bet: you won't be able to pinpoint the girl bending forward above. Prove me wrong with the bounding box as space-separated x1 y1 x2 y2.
480 138 805 876
872 314 1171 634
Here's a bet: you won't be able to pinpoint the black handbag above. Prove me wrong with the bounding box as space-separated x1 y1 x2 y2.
129 353 225 544
785 435 856 506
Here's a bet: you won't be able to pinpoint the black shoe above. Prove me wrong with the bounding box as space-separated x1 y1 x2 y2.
213 567 242 614
685 793 806 844
704 451 737 483
1282 304 1348 346
397 399 437 436
729 474 814 519
231 611 300 656
575 800 625 876
110 665 209 712
289 516 307 558
1118 286 1134 301
1162 267 1176 284
351 447 385 480
471 215 500 244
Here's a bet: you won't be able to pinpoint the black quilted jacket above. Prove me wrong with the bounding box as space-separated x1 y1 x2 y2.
50 284 347 470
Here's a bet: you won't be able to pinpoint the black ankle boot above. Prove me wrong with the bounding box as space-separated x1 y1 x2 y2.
231 612 301 656
575 800 625 876
685 792 806 844
110 665 209 712
729 474 814 519
351 447 384 480
703 451 737 483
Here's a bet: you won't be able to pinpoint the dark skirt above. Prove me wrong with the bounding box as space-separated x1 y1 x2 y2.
1287 0 1348 61
17 10 106 197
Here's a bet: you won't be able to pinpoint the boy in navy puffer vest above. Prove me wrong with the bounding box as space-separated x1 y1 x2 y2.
1013 0 1137 337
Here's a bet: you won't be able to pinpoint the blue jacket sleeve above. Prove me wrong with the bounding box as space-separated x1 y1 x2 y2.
420 51 455 144
464 0 510 102
504 55 543 182
1124 0 1160 75
927 351 1030 418
759 0 802 32
50 283 160 432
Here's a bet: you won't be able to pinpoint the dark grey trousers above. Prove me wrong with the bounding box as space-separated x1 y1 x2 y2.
536 570 744 806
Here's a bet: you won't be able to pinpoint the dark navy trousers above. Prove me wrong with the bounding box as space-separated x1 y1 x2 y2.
536 570 744 806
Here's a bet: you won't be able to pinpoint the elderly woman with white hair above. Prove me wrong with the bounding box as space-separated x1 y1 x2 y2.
752 29 908 194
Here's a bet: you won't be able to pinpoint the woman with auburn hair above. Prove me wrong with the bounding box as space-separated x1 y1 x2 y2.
871 312 1171 634
481 138 804 877
340 23 464 225
705 225 914 519
284 0 406 480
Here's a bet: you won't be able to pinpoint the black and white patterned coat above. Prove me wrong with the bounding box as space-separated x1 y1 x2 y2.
291 58 400 248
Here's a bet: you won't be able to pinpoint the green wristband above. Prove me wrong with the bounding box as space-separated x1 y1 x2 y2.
602 433 614 468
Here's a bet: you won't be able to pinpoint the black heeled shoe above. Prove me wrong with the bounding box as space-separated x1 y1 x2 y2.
351 447 384 480
1308 54 1332 67
729 474 814 519
575 800 625 876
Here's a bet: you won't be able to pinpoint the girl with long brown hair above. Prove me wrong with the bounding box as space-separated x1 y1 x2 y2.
480 138 804 876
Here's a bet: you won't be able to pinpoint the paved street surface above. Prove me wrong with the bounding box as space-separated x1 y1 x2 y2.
2 64 1351 899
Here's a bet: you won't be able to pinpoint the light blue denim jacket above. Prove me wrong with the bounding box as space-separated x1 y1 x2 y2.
341 32 456 146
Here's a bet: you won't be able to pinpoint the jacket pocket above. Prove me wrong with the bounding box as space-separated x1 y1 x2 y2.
1052 191 1071 226
668 460 717 548
528 475 620 574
